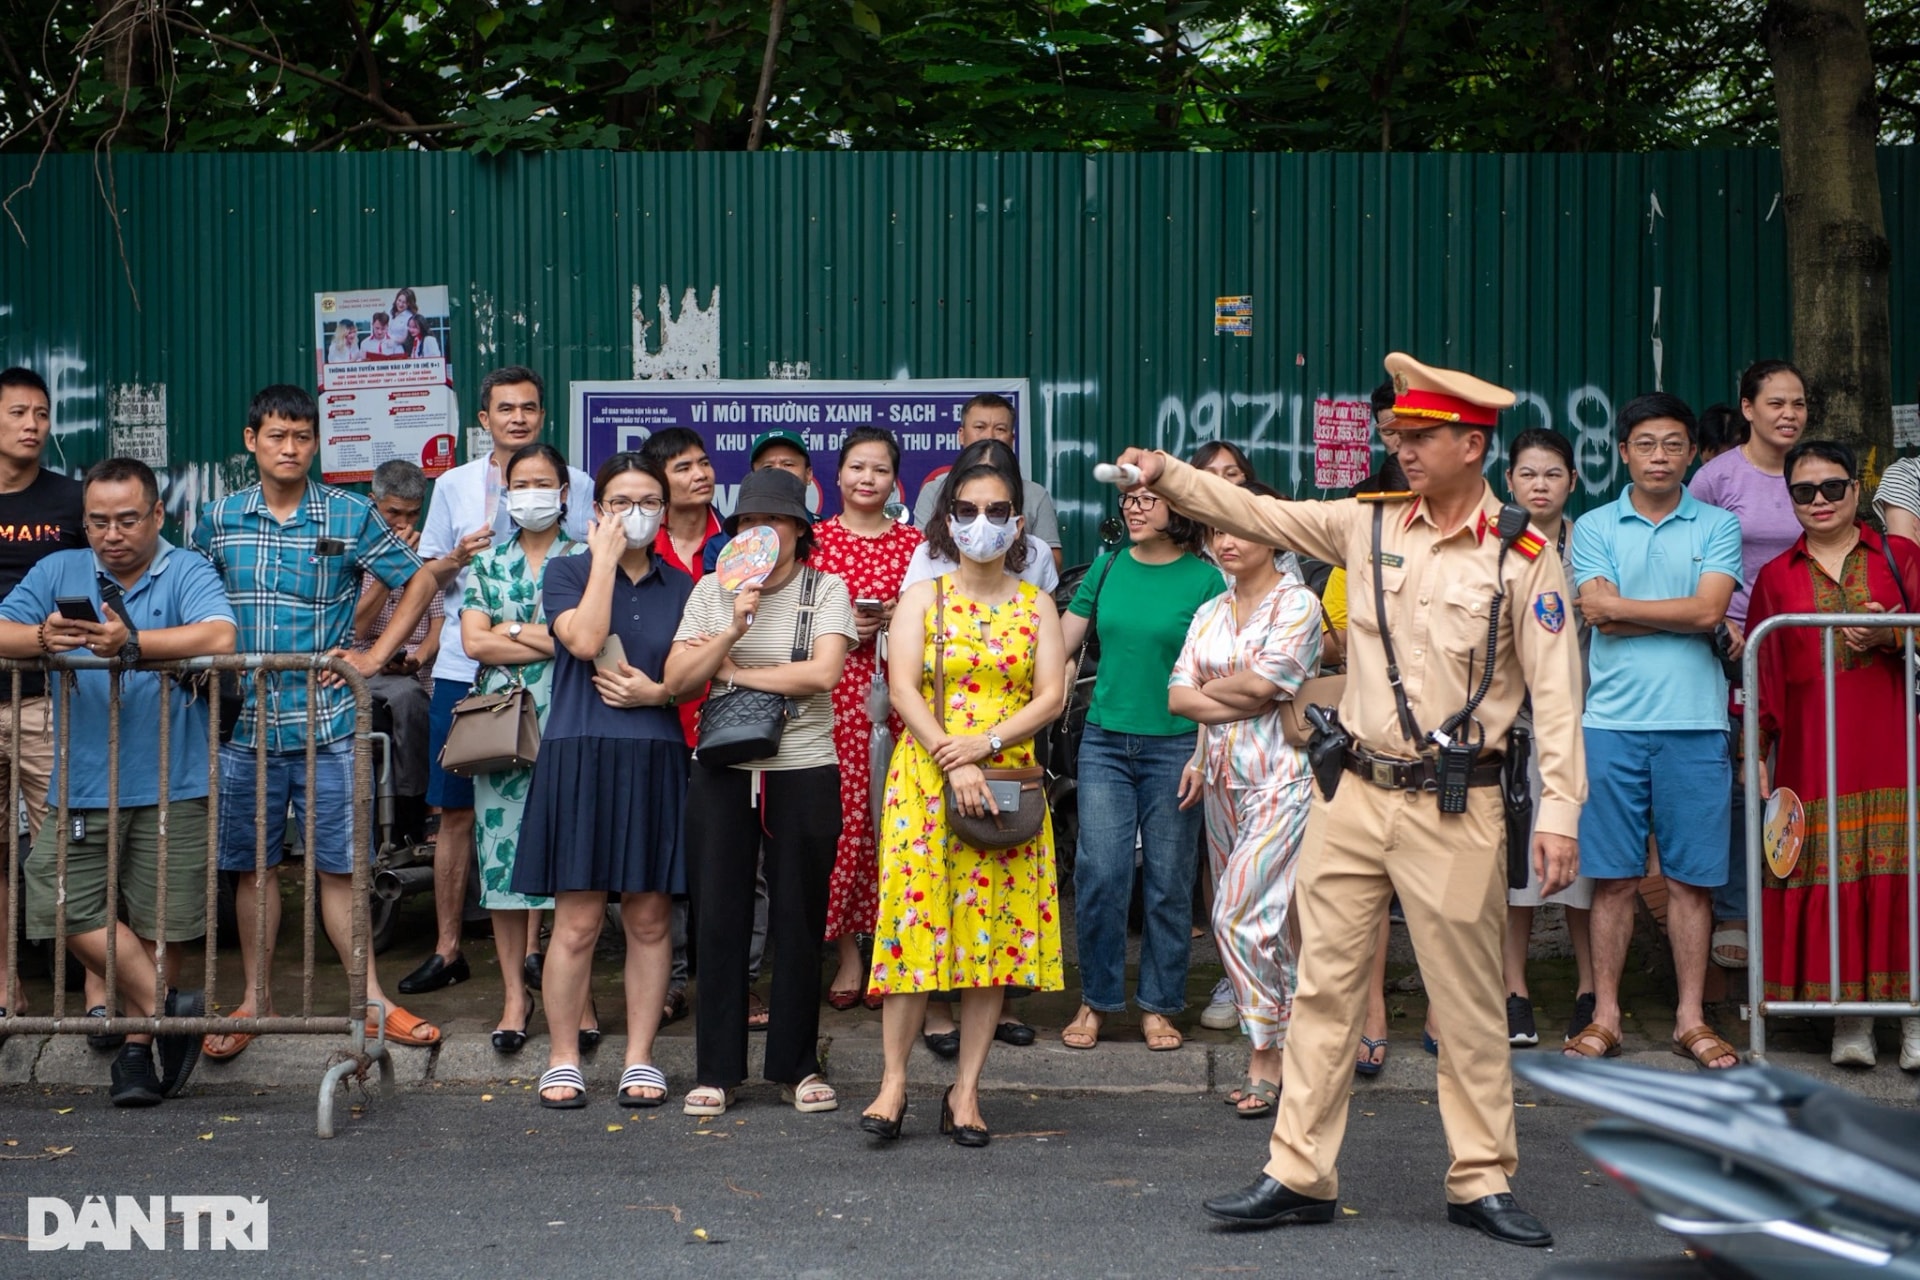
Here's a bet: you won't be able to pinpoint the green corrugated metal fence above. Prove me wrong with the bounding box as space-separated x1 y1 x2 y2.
0 150 1913 558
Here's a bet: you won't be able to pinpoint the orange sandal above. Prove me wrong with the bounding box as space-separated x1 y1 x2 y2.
384 1007 442 1047
201 1031 255 1061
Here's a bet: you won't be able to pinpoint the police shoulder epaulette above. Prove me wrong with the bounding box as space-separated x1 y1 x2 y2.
1511 530 1545 560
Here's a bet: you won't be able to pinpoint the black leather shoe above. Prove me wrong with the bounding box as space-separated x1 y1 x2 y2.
1446 1193 1554 1247
994 1019 1037 1047
523 951 544 992
109 1042 164 1108
938 1087 990 1148
157 988 204 1098
397 952 469 995
922 1029 960 1060
1202 1175 1337 1228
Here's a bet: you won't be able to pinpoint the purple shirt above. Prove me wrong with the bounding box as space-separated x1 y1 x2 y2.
1687 448 1801 626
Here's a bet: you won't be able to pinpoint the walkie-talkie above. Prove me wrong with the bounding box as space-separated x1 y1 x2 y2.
1432 729 1474 814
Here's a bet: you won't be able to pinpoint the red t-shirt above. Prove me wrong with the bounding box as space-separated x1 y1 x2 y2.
655 508 723 746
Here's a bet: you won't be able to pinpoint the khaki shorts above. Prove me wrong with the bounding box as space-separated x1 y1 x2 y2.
24 798 211 942
0 694 54 867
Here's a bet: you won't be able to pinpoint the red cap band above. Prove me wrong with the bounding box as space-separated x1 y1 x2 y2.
1392 389 1500 427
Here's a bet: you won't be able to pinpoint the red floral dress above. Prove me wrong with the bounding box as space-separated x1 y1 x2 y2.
810 515 922 940
868 579 1064 994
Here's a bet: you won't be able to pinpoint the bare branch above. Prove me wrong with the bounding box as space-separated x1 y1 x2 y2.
747 0 786 151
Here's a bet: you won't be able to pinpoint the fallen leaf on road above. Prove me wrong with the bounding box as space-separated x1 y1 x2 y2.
54 1108 72 1115
1341 1207 1359 1217
219 1116 240 1122
626 1204 684 1223
198 1133 213 1140
1361 1111 1375 1117
480 1094 494 1102
607 1124 623 1133
996 1130 1066 1139
725 1179 762 1199
3 1139 15 1146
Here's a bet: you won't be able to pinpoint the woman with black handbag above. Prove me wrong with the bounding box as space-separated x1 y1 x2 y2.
512 452 694 1110
857 460 1067 1146
666 468 857 1118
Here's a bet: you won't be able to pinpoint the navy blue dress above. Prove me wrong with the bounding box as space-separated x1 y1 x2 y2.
511 553 694 896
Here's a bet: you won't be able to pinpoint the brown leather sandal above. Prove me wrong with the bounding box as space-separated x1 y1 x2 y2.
1672 1023 1739 1070
1562 1022 1621 1059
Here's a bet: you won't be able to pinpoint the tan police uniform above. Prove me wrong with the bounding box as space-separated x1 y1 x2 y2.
1147 357 1586 1205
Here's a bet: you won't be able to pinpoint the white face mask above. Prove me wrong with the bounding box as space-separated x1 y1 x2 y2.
504 489 563 532
622 505 663 549
948 513 1019 563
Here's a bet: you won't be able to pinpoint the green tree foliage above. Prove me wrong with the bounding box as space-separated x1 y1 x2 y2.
1 0 1916 153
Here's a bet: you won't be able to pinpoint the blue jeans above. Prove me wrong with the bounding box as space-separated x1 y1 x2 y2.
1073 725 1200 1015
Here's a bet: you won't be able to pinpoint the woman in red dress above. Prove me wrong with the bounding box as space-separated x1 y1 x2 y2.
810 427 923 1009
1748 439 1920 1070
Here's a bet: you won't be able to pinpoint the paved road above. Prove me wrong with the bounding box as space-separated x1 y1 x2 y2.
0 1083 1683 1278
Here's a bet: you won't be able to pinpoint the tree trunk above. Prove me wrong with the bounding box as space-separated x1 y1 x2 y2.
1766 0 1893 469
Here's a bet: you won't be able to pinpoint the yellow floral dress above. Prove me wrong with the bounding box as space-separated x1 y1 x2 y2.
867 578 1064 995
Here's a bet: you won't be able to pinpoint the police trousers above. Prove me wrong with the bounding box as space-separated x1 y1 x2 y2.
1267 778 1517 1203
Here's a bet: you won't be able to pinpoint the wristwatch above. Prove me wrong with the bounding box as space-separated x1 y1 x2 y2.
507 623 523 640
118 633 141 664
987 729 1004 754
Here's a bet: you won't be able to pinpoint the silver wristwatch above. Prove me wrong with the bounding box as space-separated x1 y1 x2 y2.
987 729 1004 754
507 623 523 640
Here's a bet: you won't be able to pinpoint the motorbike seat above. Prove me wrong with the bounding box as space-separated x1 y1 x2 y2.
1797 1085 1920 1182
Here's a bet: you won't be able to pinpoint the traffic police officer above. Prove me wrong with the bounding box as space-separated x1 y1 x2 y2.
1112 353 1585 1247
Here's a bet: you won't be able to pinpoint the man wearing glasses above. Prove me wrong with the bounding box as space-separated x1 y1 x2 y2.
913 394 1064 571
0 458 236 1104
403 366 593 997
1565 392 1743 1072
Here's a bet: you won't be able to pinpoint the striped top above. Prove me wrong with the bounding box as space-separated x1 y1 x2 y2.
1170 574 1323 791
1873 456 1920 528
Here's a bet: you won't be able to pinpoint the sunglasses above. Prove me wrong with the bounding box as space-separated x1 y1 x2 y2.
1787 479 1853 506
952 501 1014 525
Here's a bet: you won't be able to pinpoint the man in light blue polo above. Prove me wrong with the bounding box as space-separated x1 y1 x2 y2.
1565 392 1743 1070
0 457 236 1105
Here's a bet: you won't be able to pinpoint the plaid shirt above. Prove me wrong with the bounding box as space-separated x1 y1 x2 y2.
193 481 424 751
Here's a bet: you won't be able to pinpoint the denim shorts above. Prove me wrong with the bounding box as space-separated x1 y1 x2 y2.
1578 727 1730 887
216 739 364 876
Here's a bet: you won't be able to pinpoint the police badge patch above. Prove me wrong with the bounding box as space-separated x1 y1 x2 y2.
1533 591 1566 634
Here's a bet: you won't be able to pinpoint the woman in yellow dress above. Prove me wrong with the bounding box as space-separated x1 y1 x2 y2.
859 458 1067 1146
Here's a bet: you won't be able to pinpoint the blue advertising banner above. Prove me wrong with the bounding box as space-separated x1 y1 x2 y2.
567 379 1029 522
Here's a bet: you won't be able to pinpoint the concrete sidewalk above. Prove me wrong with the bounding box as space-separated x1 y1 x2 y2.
6 888 1917 1105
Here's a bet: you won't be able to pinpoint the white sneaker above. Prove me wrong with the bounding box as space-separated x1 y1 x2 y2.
1901 1017 1920 1072
1829 1016 1877 1067
1200 978 1239 1031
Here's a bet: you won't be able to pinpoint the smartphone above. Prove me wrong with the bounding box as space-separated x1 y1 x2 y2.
986 780 1024 813
593 633 628 674
854 598 884 614
55 596 100 624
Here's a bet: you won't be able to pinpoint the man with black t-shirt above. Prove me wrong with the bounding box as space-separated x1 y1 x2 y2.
0 367 86 1024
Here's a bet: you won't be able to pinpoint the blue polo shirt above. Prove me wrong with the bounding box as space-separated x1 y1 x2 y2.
0 540 236 806
1569 486 1743 731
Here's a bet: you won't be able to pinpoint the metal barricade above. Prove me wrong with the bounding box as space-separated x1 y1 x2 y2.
1742 612 1920 1060
0 653 392 1135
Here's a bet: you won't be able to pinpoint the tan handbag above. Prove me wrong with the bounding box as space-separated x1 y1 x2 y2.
934 578 1048 851
1278 673 1347 750
438 681 540 776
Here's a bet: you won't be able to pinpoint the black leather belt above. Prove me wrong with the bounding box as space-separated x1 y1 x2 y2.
1344 746 1503 793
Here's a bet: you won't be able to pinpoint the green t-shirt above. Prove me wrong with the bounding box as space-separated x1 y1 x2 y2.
1069 548 1225 737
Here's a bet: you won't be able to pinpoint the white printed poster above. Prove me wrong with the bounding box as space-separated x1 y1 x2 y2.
313 286 457 483
1312 397 1373 489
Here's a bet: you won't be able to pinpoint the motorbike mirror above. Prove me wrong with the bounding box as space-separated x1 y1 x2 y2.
1098 516 1124 547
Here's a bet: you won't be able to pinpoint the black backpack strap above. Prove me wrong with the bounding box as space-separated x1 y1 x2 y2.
789 567 822 662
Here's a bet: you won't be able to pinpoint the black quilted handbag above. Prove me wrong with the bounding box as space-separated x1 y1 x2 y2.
694 568 821 767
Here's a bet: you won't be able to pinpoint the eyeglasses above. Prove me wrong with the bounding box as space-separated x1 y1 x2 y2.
85 513 152 533
1118 493 1161 512
951 501 1014 525
1627 437 1691 457
1787 478 1853 506
601 496 666 516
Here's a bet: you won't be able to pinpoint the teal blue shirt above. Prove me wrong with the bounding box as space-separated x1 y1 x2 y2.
1569 486 1743 731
